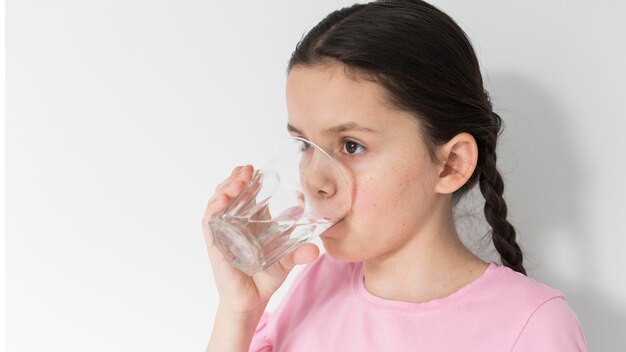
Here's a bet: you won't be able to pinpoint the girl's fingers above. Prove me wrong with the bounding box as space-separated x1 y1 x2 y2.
219 166 253 193
205 193 229 220
214 165 250 192
231 165 243 175
226 179 248 195
203 165 256 230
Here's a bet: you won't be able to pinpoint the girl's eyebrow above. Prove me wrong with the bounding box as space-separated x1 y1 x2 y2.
287 122 378 136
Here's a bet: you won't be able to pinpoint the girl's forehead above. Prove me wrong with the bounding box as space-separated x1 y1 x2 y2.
287 66 391 108
286 68 399 133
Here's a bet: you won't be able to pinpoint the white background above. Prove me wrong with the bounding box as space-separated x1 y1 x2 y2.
5 1 625 351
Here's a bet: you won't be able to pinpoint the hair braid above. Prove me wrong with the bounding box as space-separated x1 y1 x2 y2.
478 113 526 275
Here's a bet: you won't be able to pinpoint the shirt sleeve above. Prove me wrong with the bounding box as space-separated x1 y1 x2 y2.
512 296 587 351
248 311 273 352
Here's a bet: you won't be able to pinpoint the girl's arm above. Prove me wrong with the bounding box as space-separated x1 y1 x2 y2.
205 303 268 352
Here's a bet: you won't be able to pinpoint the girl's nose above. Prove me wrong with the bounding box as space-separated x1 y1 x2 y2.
300 148 338 200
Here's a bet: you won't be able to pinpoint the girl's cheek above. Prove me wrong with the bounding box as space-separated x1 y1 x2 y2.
351 180 387 216
352 172 421 220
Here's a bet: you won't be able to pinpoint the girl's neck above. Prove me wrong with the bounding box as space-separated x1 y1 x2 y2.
361 209 488 304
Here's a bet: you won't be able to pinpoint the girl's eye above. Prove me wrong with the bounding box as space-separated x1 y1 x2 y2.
299 140 312 152
342 139 365 158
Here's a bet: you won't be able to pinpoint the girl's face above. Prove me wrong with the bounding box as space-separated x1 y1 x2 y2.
286 64 443 262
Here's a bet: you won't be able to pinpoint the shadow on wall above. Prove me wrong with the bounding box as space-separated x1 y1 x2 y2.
454 71 624 351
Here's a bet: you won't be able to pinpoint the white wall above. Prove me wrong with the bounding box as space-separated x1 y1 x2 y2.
5 1 625 351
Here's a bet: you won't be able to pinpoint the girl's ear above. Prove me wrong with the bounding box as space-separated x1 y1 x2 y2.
434 132 478 195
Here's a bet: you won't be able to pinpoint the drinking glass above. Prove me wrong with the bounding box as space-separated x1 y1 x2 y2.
207 136 352 276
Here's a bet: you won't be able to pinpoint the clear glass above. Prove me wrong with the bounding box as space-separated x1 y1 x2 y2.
207 137 352 276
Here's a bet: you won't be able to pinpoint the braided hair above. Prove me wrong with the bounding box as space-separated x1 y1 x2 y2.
287 0 526 275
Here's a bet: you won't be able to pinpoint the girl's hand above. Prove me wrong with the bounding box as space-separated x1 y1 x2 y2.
201 164 320 315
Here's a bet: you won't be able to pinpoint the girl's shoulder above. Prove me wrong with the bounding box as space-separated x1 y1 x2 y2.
487 265 587 350
469 263 587 350
482 263 567 308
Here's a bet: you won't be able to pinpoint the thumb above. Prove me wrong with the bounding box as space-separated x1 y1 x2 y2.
251 243 321 300
291 243 320 265
275 243 320 275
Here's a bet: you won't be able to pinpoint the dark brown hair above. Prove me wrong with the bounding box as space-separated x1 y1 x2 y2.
286 0 526 275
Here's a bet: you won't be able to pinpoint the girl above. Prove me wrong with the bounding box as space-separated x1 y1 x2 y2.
202 0 587 350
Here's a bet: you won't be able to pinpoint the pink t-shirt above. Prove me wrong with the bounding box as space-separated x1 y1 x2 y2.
249 253 587 351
